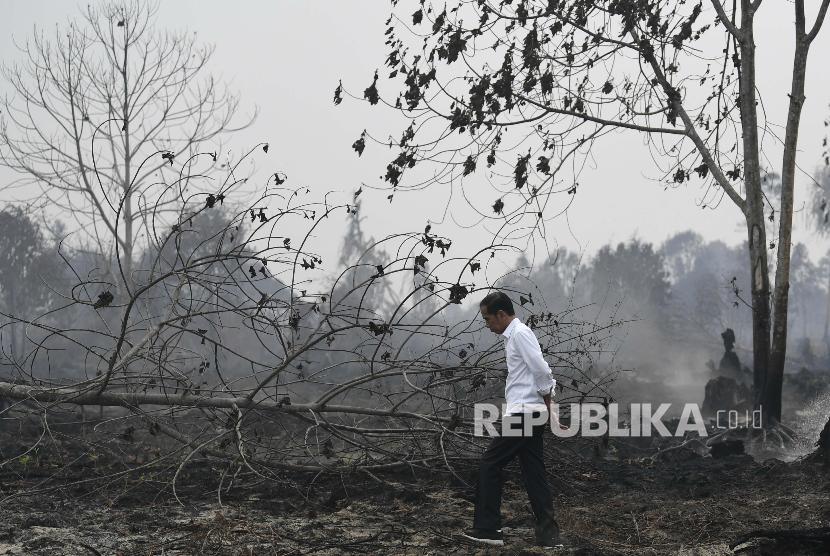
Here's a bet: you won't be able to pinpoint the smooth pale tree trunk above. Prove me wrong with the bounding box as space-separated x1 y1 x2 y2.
0 381 450 422
120 34 134 294
121 178 133 291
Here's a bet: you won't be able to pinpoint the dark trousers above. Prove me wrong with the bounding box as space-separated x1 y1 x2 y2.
473 412 559 541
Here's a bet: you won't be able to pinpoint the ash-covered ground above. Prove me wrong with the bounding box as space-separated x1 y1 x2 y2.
1 406 828 556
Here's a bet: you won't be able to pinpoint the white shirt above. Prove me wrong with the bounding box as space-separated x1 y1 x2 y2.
501 317 556 415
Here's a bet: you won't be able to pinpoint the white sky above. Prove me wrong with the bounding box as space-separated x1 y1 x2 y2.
3 0 830 275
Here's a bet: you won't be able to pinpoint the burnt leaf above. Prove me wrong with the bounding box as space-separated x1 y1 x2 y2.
449 283 468 303
445 28 467 64
414 254 428 274
352 130 367 156
433 8 446 33
492 198 505 214
522 25 540 69
463 155 477 176
514 153 530 189
671 2 703 49
364 70 380 105
368 321 392 336
435 238 452 256
399 123 415 147
93 291 114 309
726 166 741 181
540 71 554 95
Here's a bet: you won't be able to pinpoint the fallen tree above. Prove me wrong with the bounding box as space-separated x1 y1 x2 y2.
0 145 620 492
0 381 454 423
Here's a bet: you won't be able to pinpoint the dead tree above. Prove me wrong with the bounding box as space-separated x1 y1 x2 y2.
345 0 830 428
0 0 252 291
0 145 617 496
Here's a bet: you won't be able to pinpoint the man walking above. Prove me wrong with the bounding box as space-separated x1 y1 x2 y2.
463 291 562 548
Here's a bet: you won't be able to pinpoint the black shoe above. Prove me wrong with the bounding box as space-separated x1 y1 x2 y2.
461 528 504 546
536 537 564 549
536 520 563 549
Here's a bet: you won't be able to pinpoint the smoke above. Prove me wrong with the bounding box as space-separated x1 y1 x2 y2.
788 389 830 461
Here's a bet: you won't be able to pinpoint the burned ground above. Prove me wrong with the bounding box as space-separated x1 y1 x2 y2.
1 410 828 556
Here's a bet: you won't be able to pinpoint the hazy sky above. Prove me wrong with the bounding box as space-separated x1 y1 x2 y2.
3 0 830 276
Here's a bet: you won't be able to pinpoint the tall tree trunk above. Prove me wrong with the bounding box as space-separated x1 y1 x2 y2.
768 1 811 426
737 0 772 419
120 21 133 294
122 181 133 290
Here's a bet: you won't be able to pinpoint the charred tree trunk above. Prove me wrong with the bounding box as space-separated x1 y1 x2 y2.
737 0 772 422
0 381 451 423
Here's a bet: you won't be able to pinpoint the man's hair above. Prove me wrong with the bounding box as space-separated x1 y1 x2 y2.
479 291 515 316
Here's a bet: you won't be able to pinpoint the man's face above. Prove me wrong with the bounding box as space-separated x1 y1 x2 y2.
480 306 509 335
